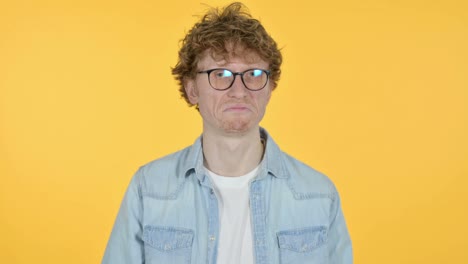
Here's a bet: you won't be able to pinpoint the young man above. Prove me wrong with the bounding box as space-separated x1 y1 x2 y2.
102 2 352 264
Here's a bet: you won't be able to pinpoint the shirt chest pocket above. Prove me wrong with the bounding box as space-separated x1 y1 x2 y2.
277 226 328 264
142 226 194 264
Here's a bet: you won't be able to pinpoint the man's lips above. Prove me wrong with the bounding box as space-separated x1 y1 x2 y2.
223 104 251 112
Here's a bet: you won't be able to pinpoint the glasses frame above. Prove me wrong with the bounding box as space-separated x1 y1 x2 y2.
197 68 271 91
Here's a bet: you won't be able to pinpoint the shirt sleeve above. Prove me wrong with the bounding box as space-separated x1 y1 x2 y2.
328 189 353 263
102 169 144 264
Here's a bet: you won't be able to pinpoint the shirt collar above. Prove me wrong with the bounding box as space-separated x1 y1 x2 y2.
259 127 288 179
182 127 288 181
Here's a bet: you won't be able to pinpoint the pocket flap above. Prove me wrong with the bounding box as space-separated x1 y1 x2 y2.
277 226 327 253
142 226 194 251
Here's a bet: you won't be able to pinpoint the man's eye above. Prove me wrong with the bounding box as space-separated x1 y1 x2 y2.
250 69 263 77
215 70 232 78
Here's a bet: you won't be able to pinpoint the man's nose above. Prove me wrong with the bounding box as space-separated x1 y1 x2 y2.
227 74 247 97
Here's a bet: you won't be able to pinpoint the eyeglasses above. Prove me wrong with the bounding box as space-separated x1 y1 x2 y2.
197 68 270 91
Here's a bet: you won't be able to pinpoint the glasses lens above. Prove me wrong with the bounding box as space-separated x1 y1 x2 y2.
243 69 268 90
209 69 234 90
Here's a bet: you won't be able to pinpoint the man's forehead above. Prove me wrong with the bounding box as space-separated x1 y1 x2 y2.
199 47 266 66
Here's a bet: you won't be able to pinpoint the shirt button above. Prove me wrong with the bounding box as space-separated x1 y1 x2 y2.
209 235 216 241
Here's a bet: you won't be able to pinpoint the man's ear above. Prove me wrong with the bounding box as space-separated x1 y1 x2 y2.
184 79 199 105
265 85 273 104
267 86 272 101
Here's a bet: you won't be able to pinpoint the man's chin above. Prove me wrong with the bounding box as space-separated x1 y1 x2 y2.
221 120 254 135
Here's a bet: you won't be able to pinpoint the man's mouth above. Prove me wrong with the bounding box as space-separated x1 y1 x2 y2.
224 104 250 112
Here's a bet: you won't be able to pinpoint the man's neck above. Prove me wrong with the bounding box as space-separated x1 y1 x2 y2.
202 126 264 177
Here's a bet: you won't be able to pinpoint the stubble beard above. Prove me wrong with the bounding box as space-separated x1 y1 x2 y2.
220 115 255 134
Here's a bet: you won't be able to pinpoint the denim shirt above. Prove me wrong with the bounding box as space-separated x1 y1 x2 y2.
102 129 353 264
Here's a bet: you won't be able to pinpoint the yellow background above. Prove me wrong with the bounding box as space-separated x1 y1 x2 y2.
1 0 467 263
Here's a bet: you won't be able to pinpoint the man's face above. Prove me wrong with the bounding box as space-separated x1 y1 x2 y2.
185 49 272 135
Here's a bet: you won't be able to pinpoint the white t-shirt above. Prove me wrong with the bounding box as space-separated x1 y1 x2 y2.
205 166 259 264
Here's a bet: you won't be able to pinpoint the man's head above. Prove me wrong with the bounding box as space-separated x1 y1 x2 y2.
172 2 282 108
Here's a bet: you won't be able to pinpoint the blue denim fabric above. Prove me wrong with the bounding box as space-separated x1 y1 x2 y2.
102 128 353 264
